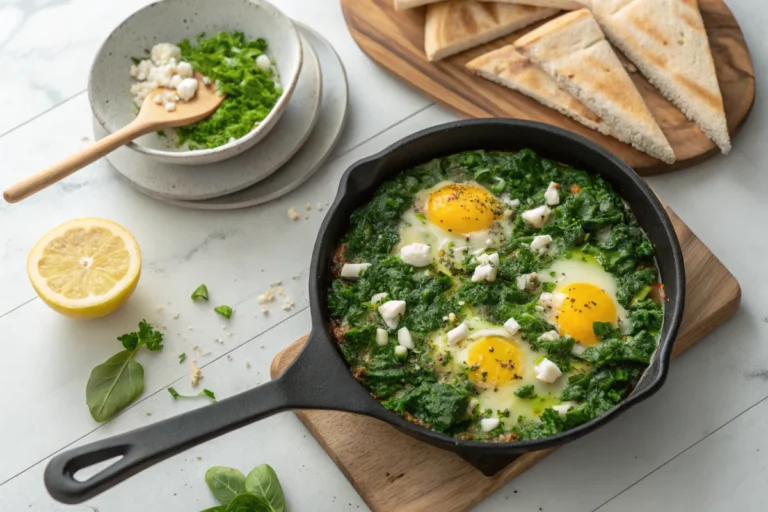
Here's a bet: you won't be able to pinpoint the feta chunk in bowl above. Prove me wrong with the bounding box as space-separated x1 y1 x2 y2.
88 0 302 165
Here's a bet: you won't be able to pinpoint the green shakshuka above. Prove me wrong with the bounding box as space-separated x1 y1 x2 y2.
328 150 664 442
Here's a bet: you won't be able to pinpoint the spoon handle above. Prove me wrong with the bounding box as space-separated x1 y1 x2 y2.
3 119 156 203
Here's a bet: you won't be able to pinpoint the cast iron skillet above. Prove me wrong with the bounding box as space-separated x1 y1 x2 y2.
44 119 685 504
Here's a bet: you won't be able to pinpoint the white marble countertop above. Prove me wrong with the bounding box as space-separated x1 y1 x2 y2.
1 1 767 510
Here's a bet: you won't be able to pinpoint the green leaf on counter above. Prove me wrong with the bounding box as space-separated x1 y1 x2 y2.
225 493 271 512
86 350 144 422
168 387 217 403
215 305 233 319
245 464 286 512
192 284 210 301
205 466 246 506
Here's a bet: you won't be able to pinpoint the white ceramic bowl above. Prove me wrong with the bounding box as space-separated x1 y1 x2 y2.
89 0 302 165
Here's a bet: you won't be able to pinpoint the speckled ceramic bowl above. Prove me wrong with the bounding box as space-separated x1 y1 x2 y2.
89 0 302 165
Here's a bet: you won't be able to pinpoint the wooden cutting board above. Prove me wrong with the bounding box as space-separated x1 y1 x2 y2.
271 208 740 512
340 0 755 175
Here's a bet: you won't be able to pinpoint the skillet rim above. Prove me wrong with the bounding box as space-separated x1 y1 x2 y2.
308 118 685 454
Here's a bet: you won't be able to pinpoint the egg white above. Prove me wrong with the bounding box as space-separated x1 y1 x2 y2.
429 315 567 428
395 181 513 272
538 254 629 343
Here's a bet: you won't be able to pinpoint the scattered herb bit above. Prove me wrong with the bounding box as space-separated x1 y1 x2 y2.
179 353 187 363
168 387 217 403
86 321 164 422
204 464 285 511
215 305 233 319
514 385 537 399
192 284 210 301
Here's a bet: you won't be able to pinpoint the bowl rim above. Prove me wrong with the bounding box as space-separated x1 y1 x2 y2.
87 0 303 160
310 117 686 455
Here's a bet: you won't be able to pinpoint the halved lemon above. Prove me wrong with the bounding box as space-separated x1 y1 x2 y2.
27 218 141 319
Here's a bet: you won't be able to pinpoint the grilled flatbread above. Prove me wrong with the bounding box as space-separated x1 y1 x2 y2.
514 9 676 163
395 0 443 10
592 0 730 153
425 1 558 61
480 0 586 10
467 45 610 134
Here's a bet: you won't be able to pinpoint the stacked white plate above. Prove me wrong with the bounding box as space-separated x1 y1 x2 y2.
95 23 348 210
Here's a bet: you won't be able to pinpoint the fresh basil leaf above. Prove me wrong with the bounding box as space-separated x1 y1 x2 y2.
205 467 246 506
179 353 187 363
86 350 144 422
215 305 233 319
225 493 270 512
244 464 285 512
192 284 210 301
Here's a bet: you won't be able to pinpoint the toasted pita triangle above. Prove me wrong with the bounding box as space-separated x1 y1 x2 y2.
395 0 443 10
425 1 559 61
514 9 676 163
467 45 610 134
592 0 730 153
479 0 585 10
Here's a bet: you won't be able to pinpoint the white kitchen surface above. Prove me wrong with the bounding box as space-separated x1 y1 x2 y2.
0 1 766 511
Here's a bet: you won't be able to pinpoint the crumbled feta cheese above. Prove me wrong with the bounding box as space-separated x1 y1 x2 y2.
448 312 457 323
504 318 520 335
176 61 194 78
522 205 552 228
394 345 408 359
370 292 388 305
255 54 271 71
153 94 163 105
480 417 500 432
176 77 199 101
151 43 181 66
258 289 274 304
169 74 183 89
399 243 432 267
472 252 499 282
501 195 520 210
376 328 389 347
539 292 554 308
164 101 177 112
472 263 497 282
516 272 539 291
281 298 295 311
535 358 562 384
261 305 269 315
287 207 300 220
397 327 414 349
340 263 371 279
539 330 560 342
190 361 203 386
447 323 469 345
545 182 560 206
530 235 553 252
572 343 587 355
378 300 406 329
202 76 211 85
553 402 576 416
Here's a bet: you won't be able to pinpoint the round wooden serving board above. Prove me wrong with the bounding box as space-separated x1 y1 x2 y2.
341 0 756 175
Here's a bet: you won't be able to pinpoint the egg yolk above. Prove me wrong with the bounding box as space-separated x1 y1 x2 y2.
466 336 524 386
556 283 617 346
427 184 498 234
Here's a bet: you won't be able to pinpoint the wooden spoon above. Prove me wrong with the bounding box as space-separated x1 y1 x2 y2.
3 74 224 203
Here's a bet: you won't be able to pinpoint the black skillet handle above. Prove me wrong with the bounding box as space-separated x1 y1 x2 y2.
44 333 378 504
